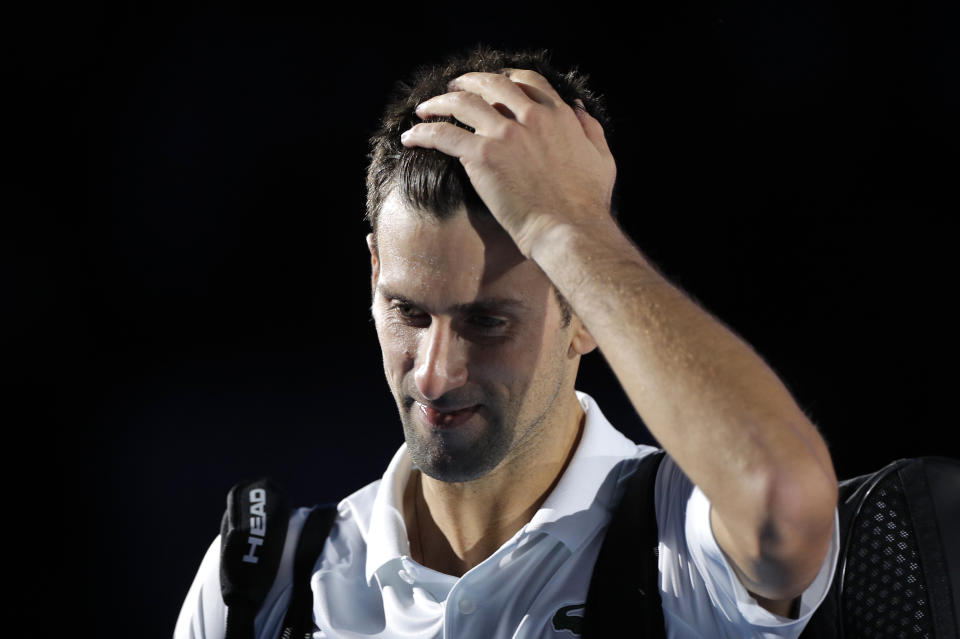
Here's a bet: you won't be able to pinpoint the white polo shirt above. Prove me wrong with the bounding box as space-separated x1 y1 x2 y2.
175 391 839 639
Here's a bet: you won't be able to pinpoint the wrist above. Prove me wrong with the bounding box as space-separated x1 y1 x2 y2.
512 214 564 260
527 214 624 265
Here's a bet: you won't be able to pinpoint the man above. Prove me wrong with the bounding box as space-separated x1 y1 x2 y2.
176 47 839 638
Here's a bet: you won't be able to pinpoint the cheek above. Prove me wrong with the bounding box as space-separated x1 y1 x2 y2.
510 325 569 392
374 315 416 372
465 338 537 389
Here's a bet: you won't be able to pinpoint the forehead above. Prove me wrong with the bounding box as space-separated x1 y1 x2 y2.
375 192 547 308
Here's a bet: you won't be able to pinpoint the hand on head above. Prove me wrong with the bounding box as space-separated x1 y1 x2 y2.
401 68 618 259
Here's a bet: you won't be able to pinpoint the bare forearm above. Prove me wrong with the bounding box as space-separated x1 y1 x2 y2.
533 219 837 596
402 66 838 601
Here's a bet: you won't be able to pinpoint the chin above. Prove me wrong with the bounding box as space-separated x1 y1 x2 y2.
401 414 511 484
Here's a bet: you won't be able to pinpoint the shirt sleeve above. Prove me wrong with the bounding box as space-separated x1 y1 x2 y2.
655 455 840 639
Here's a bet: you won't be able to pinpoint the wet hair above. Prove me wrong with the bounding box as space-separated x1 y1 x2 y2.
365 46 611 329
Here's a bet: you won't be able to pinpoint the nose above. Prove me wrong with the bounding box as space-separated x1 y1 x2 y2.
414 318 468 401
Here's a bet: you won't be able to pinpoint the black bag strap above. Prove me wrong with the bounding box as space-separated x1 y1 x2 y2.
899 457 960 638
277 504 339 639
582 449 667 639
220 478 291 639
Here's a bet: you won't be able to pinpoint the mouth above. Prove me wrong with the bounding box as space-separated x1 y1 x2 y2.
416 402 480 429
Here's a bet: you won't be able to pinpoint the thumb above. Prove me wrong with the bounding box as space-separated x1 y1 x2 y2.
573 99 611 155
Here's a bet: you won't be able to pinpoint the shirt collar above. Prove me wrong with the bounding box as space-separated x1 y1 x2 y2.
364 443 415 584
523 391 647 549
362 391 647 583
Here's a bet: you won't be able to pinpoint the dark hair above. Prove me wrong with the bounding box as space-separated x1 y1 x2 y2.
365 46 611 328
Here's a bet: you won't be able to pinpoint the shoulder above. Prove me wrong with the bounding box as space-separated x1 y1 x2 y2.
336 478 382 537
173 477 383 639
174 534 226 639
174 506 317 639
310 479 380 576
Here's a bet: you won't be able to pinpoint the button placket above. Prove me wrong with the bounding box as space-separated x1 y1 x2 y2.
443 535 526 631
457 597 477 615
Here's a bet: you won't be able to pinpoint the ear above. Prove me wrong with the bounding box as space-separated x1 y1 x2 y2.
568 316 598 357
366 232 379 289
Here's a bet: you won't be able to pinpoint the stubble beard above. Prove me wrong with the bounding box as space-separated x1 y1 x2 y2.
400 397 515 483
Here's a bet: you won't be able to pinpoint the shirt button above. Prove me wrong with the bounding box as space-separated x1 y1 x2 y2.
397 569 415 585
458 598 476 615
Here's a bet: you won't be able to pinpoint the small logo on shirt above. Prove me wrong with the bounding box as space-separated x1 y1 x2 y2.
552 603 585 635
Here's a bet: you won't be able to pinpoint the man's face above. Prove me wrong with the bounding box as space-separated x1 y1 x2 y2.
368 192 580 483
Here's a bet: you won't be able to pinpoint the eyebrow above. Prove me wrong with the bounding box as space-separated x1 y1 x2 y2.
377 286 529 315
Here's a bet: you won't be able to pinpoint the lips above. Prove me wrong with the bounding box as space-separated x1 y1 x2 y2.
417 402 480 428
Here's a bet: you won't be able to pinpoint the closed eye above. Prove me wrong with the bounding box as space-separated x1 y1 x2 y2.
385 297 512 336
392 303 428 323
470 315 507 329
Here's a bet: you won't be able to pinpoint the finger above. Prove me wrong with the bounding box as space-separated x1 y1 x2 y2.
448 72 537 121
400 121 478 158
415 91 507 135
573 100 611 155
500 68 563 105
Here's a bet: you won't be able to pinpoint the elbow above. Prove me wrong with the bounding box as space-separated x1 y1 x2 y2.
750 463 838 600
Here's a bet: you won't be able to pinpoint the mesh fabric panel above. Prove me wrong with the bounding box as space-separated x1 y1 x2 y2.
843 471 935 638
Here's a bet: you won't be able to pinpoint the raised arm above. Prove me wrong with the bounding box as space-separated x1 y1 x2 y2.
401 68 837 614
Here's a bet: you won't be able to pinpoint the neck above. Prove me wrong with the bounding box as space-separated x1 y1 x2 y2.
404 392 585 577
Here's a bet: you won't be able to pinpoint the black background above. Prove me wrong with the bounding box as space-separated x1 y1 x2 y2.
7 0 958 635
